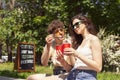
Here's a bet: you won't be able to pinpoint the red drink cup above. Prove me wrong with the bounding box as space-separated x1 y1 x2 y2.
56 45 63 54
62 43 71 54
63 43 71 49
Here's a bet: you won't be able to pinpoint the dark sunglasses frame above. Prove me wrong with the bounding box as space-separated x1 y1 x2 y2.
72 21 81 29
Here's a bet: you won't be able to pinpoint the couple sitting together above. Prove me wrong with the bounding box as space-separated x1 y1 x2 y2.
27 14 102 80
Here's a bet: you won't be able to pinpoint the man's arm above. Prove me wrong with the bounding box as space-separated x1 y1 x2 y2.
41 44 51 66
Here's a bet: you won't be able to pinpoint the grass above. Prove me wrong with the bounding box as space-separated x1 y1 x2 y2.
0 62 53 79
97 72 120 80
0 62 120 80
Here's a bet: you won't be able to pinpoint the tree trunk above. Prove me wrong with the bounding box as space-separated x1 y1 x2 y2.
6 43 12 62
0 43 3 59
7 0 15 10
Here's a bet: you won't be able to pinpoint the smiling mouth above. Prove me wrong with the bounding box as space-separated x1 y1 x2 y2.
55 36 64 39
55 36 63 38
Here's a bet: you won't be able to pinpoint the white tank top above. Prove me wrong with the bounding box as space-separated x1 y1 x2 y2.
73 45 93 69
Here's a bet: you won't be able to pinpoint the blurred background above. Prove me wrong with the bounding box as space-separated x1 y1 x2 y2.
0 0 120 73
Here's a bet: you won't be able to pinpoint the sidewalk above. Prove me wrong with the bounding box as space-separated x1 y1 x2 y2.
0 76 25 80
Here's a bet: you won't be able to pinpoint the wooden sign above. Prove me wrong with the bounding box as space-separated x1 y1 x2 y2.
15 42 35 72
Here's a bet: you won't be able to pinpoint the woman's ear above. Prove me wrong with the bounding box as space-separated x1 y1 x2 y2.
84 22 88 26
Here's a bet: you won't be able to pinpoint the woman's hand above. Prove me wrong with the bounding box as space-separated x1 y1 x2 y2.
63 48 78 57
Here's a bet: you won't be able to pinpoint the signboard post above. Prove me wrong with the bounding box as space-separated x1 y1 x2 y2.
14 42 35 72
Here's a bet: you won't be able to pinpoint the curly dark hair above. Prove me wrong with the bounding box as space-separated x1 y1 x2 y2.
47 20 64 34
69 14 97 49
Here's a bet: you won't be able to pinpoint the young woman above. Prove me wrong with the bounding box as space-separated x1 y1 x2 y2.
62 14 102 80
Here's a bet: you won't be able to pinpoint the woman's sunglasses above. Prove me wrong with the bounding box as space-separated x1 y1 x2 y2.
72 21 81 29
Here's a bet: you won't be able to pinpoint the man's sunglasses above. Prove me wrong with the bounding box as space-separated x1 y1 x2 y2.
53 28 64 34
72 21 81 29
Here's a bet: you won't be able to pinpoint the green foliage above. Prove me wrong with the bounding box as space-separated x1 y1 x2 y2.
66 0 120 33
0 9 22 55
98 28 120 72
43 0 69 25
0 10 15 42
0 0 120 66
86 0 120 33
33 16 46 25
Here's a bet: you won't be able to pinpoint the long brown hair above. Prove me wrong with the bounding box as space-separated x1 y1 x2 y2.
69 14 97 49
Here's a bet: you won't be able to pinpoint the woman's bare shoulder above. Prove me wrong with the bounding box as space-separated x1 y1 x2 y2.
90 35 99 41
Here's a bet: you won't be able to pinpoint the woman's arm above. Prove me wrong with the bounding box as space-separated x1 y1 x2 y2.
90 37 102 72
69 55 76 66
74 37 102 72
